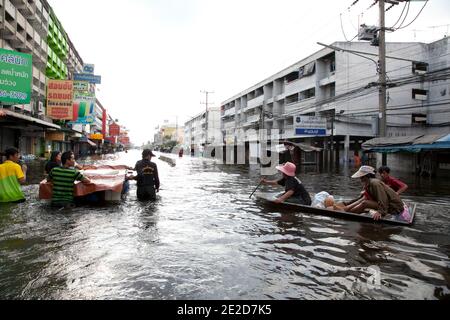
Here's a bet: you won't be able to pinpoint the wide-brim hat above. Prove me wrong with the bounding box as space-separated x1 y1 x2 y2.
276 162 296 177
351 165 375 178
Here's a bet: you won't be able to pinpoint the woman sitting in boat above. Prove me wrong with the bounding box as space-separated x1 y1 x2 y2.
260 162 311 205
344 165 404 221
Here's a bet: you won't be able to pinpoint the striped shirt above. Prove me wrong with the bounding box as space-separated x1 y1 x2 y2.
48 167 84 204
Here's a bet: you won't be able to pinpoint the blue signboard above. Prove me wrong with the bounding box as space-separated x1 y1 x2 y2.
296 128 326 136
74 73 101 84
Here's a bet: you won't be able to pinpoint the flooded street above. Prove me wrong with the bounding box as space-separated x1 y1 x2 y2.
0 150 449 300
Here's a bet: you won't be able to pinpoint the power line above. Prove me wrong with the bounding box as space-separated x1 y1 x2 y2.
395 0 429 30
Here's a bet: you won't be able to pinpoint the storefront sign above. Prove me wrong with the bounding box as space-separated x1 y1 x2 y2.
109 123 120 136
83 64 95 74
0 48 33 105
74 73 101 84
46 80 74 120
71 81 95 124
90 133 104 140
45 131 65 141
119 136 130 145
295 116 327 136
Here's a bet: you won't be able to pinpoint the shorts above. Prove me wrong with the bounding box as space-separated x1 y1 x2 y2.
137 186 156 201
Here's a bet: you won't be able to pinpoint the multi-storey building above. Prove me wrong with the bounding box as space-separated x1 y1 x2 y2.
220 38 450 166
184 107 221 156
1 0 122 157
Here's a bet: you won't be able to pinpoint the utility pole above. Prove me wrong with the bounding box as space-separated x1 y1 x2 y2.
200 90 214 147
379 0 387 166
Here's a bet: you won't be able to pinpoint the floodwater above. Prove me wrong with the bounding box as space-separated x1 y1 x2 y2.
0 150 449 300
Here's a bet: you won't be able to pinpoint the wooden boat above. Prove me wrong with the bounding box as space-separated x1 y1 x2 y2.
39 165 130 203
255 192 416 225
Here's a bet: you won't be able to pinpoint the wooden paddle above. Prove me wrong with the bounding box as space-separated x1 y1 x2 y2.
249 181 263 199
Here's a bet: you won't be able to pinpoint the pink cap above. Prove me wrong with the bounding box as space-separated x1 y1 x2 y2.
276 162 296 177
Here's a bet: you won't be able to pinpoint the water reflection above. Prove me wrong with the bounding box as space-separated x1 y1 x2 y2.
0 150 449 299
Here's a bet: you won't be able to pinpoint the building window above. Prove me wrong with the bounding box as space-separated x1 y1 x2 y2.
330 58 336 73
412 62 428 75
285 71 299 83
412 89 428 101
412 113 427 124
330 83 335 98
300 88 315 100
286 93 299 105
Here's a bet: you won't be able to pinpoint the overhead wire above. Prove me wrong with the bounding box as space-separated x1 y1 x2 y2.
395 0 429 30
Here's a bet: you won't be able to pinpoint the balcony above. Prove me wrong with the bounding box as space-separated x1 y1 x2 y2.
34 0 43 14
223 121 235 130
30 14 42 31
222 107 236 117
42 8 49 24
319 73 336 87
11 0 34 17
246 95 264 110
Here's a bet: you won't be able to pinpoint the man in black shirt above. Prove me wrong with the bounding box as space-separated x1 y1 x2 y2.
261 162 311 205
130 149 160 201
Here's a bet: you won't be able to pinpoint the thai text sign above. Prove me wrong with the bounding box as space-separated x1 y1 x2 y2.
47 80 74 120
295 116 327 136
45 131 65 141
109 123 120 136
90 133 104 140
0 48 32 105
74 73 101 84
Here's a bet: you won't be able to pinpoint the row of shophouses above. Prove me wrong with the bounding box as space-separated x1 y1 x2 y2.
0 0 129 159
183 37 450 175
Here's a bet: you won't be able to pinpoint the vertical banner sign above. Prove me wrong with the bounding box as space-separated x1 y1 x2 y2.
47 80 74 120
71 81 95 124
0 48 33 105
109 123 120 136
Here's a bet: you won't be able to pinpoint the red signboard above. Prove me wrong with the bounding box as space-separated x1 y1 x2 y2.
109 123 120 136
119 136 130 145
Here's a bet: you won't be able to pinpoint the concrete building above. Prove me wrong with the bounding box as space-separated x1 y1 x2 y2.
220 38 450 167
1 0 123 157
184 107 221 156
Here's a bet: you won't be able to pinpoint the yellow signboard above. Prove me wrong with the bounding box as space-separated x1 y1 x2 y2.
89 133 104 140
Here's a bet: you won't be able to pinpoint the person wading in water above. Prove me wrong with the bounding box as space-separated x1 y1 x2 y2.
129 149 160 201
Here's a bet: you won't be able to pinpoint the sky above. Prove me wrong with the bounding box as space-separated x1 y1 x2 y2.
47 0 450 145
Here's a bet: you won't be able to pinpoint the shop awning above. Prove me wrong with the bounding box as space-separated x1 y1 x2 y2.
270 140 322 153
86 139 97 147
362 133 450 153
0 109 60 130
280 140 322 152
79 136 97 147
